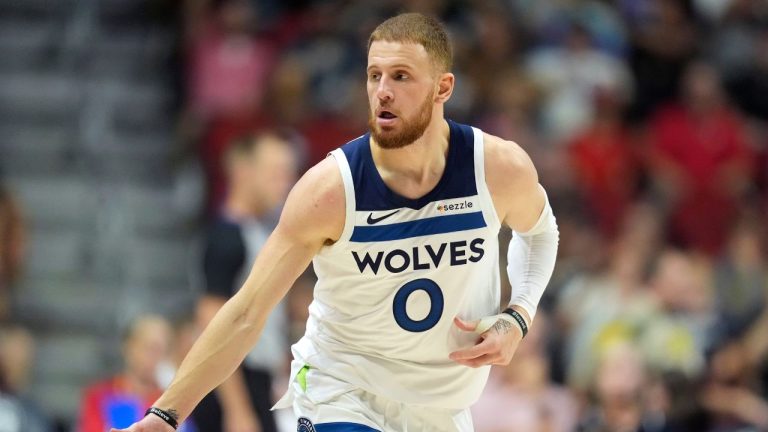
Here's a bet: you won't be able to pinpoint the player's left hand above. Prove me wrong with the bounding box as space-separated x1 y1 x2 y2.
448 315 524 368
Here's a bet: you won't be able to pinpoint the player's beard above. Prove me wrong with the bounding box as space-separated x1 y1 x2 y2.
368 93 434 149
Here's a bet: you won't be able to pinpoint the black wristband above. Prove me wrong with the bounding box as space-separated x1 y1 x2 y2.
145 407 179 430
502 308 529 338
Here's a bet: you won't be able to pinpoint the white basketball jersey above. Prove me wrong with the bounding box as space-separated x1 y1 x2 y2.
291 120 502 409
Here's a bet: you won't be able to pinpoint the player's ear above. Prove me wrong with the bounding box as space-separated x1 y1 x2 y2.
434 72 454 104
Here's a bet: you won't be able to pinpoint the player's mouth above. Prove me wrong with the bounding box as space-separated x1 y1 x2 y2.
376 109 398 127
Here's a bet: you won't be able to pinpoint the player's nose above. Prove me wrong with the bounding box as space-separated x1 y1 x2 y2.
375 76 394 102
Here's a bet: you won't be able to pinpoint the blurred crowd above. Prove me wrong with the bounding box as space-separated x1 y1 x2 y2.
1 0 768 431
172 1 768 429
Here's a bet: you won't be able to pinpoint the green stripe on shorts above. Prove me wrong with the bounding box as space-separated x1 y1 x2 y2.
297 364 310 392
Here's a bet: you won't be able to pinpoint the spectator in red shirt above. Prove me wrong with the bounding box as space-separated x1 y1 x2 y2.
77 316 184 432
568 83 639 239
648 61 755 254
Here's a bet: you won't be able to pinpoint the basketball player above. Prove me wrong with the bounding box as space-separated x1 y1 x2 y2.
112 13 559 432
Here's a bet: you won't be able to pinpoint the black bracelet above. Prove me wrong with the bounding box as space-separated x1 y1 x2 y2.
502 308 529 338
145 407 179 430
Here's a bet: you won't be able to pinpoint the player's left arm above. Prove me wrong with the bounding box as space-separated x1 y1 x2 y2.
450 134 559 367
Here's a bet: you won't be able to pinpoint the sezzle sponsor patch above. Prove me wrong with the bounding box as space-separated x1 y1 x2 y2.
354 196 480 226
436 199 473 213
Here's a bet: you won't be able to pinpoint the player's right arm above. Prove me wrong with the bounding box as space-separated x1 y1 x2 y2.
111 157 345 432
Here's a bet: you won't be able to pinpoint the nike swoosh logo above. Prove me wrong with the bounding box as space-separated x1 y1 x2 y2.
367 210 400 225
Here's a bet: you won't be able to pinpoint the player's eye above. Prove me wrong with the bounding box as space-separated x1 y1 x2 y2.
395 73 409 81
368 73 381 81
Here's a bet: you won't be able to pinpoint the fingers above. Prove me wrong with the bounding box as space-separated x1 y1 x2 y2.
451 315 521 367
449 335 496 361
453 316 479 332
451 353 501 368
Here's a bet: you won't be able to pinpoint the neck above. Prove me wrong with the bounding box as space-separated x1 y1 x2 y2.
370 118 450 198
224 192 263 219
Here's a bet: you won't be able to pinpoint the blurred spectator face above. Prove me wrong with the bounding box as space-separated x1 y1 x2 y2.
714 222 766 332
618 204 663 253
655 0 687 24
593 85 626 117
651 250 711 313
610 241 645 285
474 11 518 63
229 134 298 213
217 0 254 34
595 344 646 430
269 57 310 124
597 345 646 397
123 317 172 385
367 41 447 149
562 222 608 273
564 24 593 53
682 62 724 112
728 224 763 269
252 137 298 211
490 68 539 115
0 326 34 393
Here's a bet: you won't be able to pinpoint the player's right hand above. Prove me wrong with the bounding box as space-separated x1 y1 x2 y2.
449 315 524 368
110 414 176 432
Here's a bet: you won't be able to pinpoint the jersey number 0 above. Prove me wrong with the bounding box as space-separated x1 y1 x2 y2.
392 278 444 332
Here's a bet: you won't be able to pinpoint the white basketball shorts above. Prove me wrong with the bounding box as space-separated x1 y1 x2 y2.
273 361 474 432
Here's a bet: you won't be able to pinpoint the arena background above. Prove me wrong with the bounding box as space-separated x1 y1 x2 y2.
0 0 767 431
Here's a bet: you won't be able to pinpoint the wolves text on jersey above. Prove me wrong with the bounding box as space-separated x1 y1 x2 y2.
352 238 485 274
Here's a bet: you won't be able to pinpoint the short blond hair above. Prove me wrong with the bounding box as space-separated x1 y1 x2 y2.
367 13 452 73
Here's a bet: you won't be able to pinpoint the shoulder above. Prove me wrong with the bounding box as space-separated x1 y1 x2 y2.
290 155 346 214
481 132 544 231
276 156 346 245
482 132 538 193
